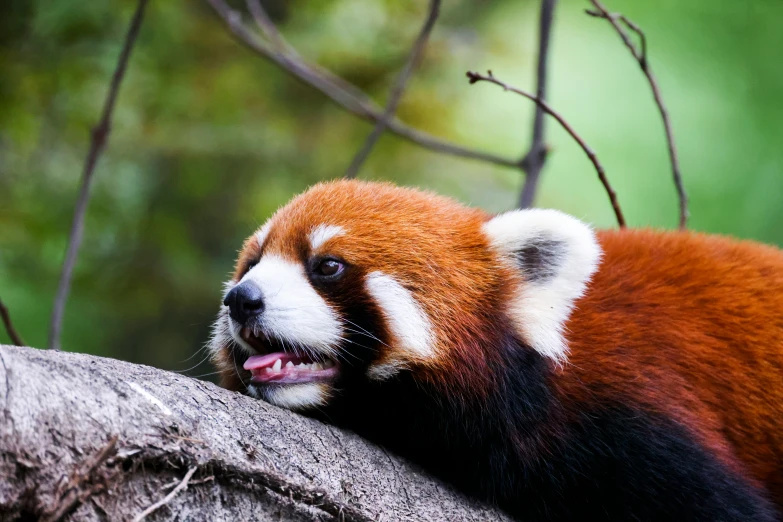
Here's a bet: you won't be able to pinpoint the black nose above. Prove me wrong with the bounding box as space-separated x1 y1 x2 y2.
224 281 265 324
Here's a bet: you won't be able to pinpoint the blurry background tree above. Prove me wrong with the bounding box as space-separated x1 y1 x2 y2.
1 0 782 378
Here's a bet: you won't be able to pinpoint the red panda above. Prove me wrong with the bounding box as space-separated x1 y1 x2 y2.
210 179 783 521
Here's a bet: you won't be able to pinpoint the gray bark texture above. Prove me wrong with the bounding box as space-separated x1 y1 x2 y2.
0 345 511 522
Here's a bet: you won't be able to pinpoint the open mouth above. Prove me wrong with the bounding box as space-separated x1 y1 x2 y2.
238 327 340 384
243 352 339 384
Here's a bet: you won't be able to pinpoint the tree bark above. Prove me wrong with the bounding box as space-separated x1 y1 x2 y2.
0 345 511 521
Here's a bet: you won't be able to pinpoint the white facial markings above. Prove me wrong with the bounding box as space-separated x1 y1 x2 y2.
364 271 435 379
482 209 602 364
309 224 345 251
366 361 407 381
262 383 329 410
242 255 343 355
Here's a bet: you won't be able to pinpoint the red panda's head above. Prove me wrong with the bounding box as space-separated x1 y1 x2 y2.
210 180 601 411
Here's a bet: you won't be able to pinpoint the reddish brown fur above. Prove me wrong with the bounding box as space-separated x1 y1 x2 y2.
564 229 783 502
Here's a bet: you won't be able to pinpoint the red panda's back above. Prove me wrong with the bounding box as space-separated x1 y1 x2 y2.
565 229 783 506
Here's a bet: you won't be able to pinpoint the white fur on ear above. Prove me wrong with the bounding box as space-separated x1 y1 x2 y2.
482 209 602 363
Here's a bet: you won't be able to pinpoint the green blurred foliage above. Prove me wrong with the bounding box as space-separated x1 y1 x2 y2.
1 0 782 377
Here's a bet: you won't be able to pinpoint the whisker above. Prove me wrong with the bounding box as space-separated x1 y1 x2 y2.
342 327 382 342
190 370 224 379
179 344 210 364
336 337 375 365
344 320 389 347
174 351 214 374
336 355 356 368
230 344 249 387
342 330 386 351
341 333 380 355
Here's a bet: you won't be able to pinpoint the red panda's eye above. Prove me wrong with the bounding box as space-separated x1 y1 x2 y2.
316 259 343 277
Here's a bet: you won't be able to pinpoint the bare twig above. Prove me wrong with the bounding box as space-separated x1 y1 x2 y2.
467 70 626 228
47 0 149 350
518 0 557 208
586 0 687 229
132 466 198 522
40 436 119 522
245 0 293 54
344 0 441 179
0 298 25 346
204 0 517 169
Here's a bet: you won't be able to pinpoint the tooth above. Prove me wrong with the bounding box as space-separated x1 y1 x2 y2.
265 368 273 373
272 359 282 371
324 360 334 369
298 362 307 368
285 361 294 368
312 362 323 371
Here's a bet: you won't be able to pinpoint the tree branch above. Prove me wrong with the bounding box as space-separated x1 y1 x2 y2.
586 0 688 229
0 345 512 522
244 0 293 55
518 0 557 209
204 0 518 169
344 0 442 179
0 298 25 347
467 70 626 228
48 0 149 351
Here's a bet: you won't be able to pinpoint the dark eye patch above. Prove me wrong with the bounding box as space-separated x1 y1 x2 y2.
513 237 566 284
242 259 259 276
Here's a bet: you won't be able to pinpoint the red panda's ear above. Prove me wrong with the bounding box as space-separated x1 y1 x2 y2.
482 209 602 363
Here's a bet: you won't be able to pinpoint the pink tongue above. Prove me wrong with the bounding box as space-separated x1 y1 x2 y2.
243 352 301 371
